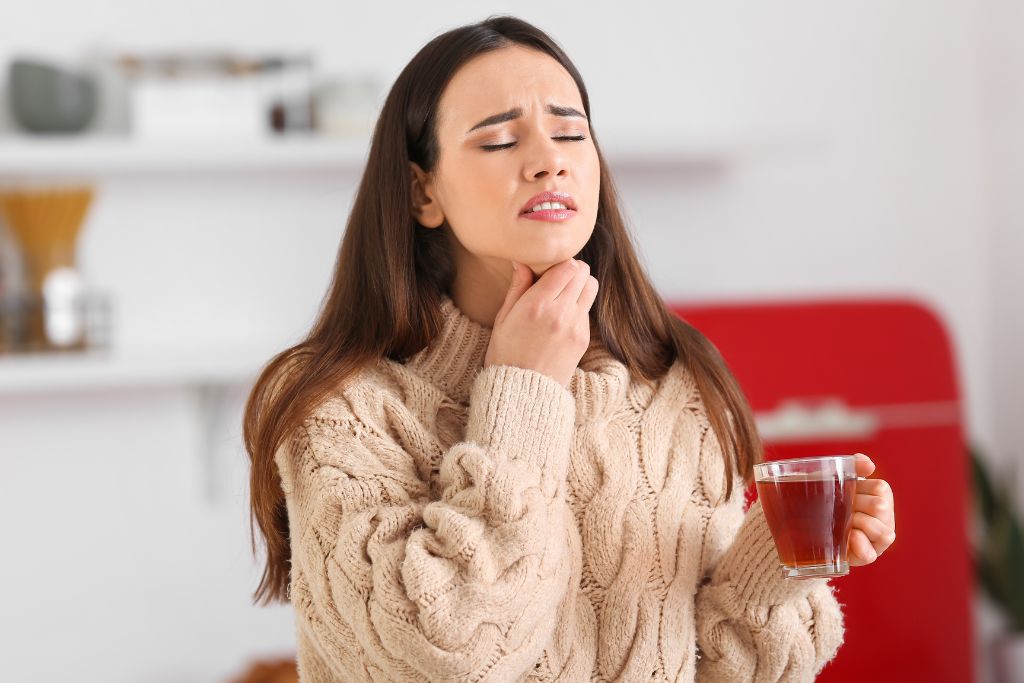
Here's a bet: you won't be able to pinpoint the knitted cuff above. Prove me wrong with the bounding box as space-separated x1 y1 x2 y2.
713 498 832 608
464 364 576 481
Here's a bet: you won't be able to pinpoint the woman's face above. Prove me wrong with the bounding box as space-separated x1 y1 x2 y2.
411 45 600 278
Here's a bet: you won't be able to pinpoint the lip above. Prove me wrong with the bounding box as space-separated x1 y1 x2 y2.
519 190 577 215
519 208 577 222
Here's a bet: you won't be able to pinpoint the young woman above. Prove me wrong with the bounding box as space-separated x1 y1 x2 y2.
244 15 897 682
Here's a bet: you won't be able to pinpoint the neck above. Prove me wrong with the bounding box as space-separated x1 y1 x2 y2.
448 246 513 328
402 293 633 417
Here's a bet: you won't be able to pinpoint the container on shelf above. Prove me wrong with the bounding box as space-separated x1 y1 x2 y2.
0 184 106 353
7 58 99 134
266 54 316 134
0 288 113 354
312 73 381 138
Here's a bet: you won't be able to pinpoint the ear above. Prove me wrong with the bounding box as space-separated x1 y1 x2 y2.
409 162 445 228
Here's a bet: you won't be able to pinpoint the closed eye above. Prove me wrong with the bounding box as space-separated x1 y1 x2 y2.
481 135 587 152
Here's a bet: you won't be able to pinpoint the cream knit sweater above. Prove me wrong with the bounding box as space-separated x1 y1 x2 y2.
274 294 846 682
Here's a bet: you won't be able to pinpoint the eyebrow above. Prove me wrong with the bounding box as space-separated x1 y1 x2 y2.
465 104 587 134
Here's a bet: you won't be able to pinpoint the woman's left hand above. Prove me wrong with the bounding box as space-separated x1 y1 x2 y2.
848 453 896 566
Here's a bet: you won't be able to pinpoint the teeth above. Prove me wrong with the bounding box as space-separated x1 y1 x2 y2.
529 201 569 212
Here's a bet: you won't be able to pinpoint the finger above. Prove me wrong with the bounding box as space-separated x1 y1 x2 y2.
851 510 897 553
856 477 891 497
853 493 891 520
529 259 582 302
848 528 878 565
556 259 591 303
496 260 535 323
854 453 876 478
578 274 599 308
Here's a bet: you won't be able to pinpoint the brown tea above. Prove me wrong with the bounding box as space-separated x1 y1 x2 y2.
756 474 856 572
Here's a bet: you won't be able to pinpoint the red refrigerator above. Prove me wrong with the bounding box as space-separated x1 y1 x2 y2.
669 296 974 682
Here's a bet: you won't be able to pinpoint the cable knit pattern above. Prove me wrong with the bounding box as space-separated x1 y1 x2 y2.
273 294 846 682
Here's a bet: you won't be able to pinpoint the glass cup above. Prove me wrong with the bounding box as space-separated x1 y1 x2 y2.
754 455 861 579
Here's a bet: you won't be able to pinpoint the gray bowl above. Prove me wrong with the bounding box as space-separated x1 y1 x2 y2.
8 58 98 134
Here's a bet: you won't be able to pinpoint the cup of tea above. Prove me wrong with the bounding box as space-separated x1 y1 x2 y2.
754 455 861 579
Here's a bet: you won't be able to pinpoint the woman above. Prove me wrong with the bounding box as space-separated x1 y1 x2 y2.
244 15 897 682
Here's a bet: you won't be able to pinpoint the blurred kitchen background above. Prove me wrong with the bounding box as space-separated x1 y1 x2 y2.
1 1 1022 682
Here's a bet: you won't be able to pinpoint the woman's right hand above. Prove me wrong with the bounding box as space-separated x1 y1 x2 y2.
484 258 600 389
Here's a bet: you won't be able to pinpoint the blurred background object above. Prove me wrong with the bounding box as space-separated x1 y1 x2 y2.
0 186 99 351
226 656 298 683
9 58 98 133
972 447 1024 683
5 48 381 140
311 73 381 138
0 2 1022 682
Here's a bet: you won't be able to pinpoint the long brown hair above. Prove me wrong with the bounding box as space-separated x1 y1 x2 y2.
243 15 763 606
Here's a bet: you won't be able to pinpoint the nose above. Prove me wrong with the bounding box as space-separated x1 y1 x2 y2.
523 132 569 181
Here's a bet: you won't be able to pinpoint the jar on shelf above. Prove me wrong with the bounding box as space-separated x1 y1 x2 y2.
0 185 94 352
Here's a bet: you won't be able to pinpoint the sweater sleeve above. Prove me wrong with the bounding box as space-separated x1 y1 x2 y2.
694 480 847 682
276 364 577 682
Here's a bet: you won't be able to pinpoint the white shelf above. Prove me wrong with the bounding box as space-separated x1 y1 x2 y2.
0 346 273 395
0 134 373 177
0 132 824 177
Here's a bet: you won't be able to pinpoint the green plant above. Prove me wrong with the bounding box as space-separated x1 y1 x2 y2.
971 445 1024 632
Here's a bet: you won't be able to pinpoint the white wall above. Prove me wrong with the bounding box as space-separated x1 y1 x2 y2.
1 388 295 682
979 0 1024 492
0 2 1015 682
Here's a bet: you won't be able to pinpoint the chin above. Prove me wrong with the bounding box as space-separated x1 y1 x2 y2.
526 260 566 276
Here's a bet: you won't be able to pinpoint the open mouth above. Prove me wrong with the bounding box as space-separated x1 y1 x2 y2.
519 191 577 216
521 200 573 215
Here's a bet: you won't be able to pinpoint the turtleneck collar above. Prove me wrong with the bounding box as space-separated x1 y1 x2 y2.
402 293 636 419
